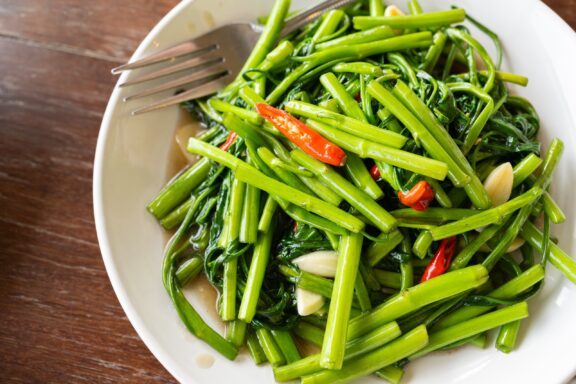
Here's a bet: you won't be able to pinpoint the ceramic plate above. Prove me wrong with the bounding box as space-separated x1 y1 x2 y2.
94 1 576 382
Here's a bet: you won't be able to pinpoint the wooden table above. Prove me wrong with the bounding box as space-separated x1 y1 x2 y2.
0 1 574 382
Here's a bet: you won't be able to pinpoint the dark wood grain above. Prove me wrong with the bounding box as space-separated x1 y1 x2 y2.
0 0 179 61
0 1 574 383
0 1 178 383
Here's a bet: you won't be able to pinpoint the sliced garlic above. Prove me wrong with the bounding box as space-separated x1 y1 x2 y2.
506 236 525 253
384 5 405 17
296 288 325 316
483 162 513 207
292 250 338 278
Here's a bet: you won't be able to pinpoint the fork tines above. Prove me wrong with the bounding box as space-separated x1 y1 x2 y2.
118 47 222 87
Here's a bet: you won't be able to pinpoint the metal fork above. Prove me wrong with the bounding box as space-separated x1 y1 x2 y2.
113 0 358 115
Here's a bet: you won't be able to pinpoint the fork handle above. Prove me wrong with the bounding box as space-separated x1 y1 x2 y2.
279 0 359 39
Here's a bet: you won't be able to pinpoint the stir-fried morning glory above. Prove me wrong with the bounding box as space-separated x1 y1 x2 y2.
146 0 576 382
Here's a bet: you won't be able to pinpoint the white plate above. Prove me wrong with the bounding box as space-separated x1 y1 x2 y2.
93 1 576 383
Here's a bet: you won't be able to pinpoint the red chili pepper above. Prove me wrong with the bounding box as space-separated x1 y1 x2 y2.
292 222 298 234
370 164 380 180
397 180 435 211
255 103 347 167
420 236 457 282
219 131 237 151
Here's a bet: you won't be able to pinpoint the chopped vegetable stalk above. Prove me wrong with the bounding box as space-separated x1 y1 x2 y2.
274 321 401 382
238 225 275 323
303 326 429 384
320 233 363 369
353 9 466 30
347 266 489 339
412 302 529 358
187 138 365 232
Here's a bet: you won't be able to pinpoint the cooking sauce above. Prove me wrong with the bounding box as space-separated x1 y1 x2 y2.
183 274 224 332
165 110 203 178
195 353 215 368
295 337 321 357
164 110 226 335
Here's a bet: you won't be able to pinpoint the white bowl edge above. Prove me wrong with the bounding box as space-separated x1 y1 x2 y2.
93 1 197 382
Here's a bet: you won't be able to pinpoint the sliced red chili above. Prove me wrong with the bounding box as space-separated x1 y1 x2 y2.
219 131 238 152
420 236 457 282
255 103 347 167
397 180 435 211
370 164 380 180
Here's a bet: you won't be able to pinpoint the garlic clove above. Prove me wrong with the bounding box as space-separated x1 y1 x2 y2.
292 250 339 278
483 162 513 207
296 288 325 316
384 5 405 17
506 236 525 253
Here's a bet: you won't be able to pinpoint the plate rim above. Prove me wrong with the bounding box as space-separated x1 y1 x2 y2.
93 1 197 382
